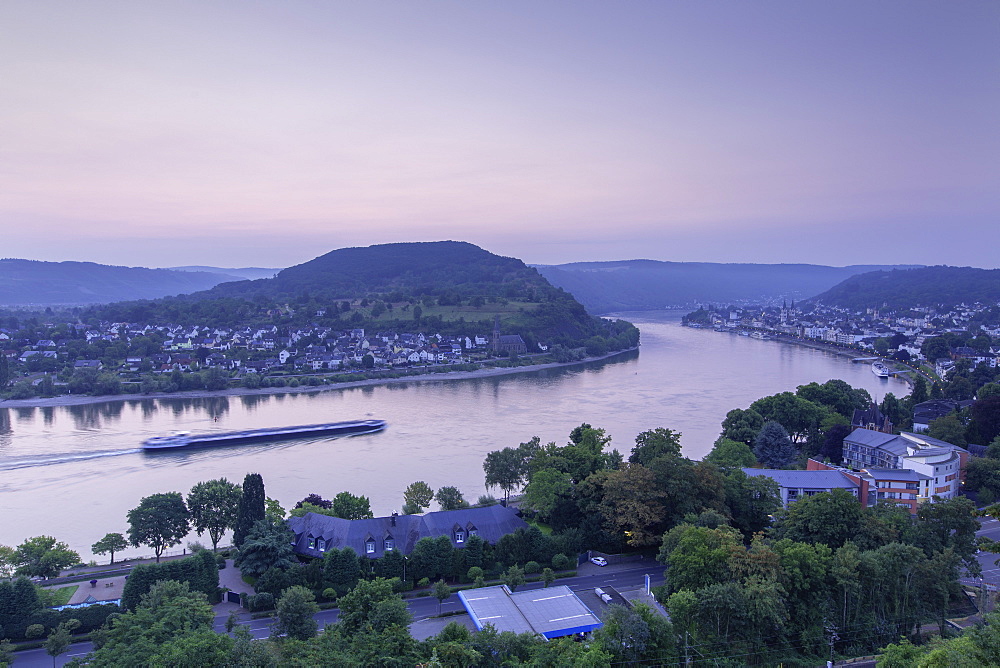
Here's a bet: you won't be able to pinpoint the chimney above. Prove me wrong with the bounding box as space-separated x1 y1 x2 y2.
391 511 397 527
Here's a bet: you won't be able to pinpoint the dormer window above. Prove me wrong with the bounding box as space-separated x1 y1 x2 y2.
308 536 316 549
455 530 465 544
317 538 326 552
384 539 395 552
366 540 376 554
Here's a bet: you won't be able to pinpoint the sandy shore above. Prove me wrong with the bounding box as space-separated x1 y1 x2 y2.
0 348 638 409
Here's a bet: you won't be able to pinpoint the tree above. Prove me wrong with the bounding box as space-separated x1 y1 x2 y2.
704 438 757 468
541 567 556 588
273 585 319 641
910 375 929 405
771 489 862 549
750 392 823 442
928 414 967 447
483 447 528 503
818 423 852 464
436 486 469 511
720 408 765 446
13 536 80 579
264 497 286 523
0 544 16 579
336 577 412 636
186 478 241 552
234 520 297 578
91 533 128 565
433 579 451 613
44 620 76 666
127 493 190 562
332 491 374 519
0 355 10 389
403 481 435 513
502 565 525 592
754 421 797 468
233 473 266 547
521 468 572 522
324 547 362 596
629 428 682 466
80 579 232 666
599 463 666 547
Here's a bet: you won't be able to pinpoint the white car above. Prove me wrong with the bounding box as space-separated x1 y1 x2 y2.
590 556 608 567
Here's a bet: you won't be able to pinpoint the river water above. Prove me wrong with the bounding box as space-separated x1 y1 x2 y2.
0 311 908 561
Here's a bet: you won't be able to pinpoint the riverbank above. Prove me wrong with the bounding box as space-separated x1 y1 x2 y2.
0 348 638 409
769 334 918 389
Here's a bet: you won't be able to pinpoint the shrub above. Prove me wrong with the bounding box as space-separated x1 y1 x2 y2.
524 561 541 575
217 554 227 570
552 554 571 570
244 592 275 612
25 624 45 639
418 577 431 589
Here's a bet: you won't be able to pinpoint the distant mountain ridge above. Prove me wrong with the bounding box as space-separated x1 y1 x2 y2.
534 260 923 313
168 266 281 281
808 265 1000 310
0 259 241 306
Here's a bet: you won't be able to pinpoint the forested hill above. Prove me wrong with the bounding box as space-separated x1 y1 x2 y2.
809 265 1000 310
0 259 241 306
534 260 920 313
90 242 638 350
204 241 550 302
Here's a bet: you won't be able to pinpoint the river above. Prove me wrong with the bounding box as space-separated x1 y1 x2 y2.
0 311 908 561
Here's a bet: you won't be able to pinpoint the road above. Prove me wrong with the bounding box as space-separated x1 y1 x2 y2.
12 563 663 666
960 514 1000 591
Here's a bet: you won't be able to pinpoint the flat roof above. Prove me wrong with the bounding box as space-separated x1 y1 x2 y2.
458 585 602 639
864 468 932 482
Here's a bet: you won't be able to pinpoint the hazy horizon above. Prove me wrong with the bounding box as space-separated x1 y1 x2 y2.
3 2 997 269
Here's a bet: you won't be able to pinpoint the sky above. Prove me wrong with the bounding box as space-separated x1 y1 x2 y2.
2 1 998 270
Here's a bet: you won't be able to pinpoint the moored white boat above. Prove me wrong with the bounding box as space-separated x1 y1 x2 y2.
871 362 891 378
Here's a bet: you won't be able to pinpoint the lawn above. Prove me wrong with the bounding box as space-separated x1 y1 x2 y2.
43 584 79 607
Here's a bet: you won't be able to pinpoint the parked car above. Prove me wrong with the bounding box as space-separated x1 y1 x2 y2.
590 556 608 567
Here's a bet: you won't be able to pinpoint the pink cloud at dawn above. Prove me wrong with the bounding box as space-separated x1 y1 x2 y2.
1 1 997 269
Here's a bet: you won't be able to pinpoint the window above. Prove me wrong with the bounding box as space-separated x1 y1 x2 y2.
384 539 394 552
308 536 316 549
469 529 478 537
366 540 375 554
455 530 465 544
317 538 326 552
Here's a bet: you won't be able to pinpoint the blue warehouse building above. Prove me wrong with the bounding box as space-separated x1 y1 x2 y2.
458 585 603 639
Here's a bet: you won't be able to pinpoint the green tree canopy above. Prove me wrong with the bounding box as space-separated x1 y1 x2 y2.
13 536 80 579
403 481 434 514
720 408 765 447
754 421 797 469
273 585 319 641
233 473 266 548
186 478 242 552
233 520 297 578
91 533 128 565
332 491 374 519
628 428 682 466
435 486 469 511
127 492 190 562
705 438 757 468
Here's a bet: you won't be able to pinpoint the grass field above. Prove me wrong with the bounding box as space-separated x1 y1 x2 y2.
43 584 79 606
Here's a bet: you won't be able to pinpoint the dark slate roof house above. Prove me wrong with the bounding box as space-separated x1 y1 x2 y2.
288 505 529 559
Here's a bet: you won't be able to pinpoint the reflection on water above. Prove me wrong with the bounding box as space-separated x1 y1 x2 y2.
0 312 909 561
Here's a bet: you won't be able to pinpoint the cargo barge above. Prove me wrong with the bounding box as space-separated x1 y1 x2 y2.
143 419 386 450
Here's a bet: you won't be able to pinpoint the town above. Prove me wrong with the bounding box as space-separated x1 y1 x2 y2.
684 299 1000 383
0 311 553 400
